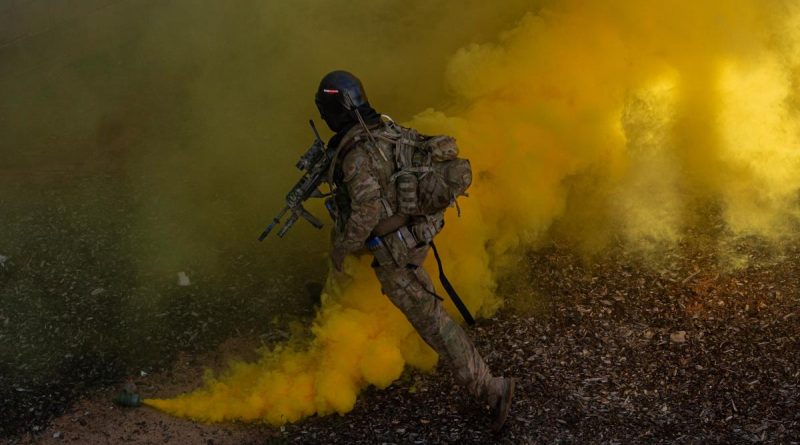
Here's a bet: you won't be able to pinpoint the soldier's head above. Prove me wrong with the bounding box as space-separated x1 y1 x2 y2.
315 70 371 132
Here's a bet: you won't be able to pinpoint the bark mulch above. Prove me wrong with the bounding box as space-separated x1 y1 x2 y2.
12 238 800 444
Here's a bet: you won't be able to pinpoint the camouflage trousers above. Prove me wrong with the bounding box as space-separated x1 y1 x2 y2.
373 245 498 403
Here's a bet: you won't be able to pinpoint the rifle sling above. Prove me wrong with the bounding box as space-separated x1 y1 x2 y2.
430 241 475 326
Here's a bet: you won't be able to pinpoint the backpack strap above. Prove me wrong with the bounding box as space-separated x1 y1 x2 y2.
327 125 370 186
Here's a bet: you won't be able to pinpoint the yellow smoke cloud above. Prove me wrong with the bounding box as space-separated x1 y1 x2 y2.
147 255 437 423
146 0 800 424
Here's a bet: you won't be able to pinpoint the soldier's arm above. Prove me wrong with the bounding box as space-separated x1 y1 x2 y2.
336 148 382 255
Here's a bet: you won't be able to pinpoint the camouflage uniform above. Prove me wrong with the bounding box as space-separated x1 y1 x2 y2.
330 122 504 405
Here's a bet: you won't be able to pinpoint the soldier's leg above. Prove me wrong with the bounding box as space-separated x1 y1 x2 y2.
374 258 502 403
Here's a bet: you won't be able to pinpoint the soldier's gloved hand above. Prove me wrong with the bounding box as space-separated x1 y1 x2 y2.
331 248 347 272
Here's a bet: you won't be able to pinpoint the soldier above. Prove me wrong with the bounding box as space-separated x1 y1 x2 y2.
316 70 515 432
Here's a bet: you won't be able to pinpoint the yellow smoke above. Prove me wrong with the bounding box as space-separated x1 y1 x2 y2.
146 0 800 424
147 255 437 423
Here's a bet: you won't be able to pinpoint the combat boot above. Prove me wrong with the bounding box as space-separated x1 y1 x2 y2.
488 377 516 432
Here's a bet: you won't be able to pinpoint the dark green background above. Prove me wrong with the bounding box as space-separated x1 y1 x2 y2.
0 0 539 436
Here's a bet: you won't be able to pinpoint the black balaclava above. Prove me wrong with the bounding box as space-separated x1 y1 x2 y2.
315 71 381 147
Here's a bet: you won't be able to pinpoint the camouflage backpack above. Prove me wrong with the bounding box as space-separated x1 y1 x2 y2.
376 120 473 217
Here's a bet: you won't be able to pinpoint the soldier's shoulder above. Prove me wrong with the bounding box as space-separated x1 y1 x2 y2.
340 143 374 182
342 140 372 162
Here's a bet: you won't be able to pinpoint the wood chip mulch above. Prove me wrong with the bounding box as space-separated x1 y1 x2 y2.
283 240 800 444
15 238 800 444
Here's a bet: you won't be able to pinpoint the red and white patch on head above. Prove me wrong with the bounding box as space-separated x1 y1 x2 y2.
323 89 339 94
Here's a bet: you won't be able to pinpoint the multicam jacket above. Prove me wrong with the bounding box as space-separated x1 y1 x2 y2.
328 119 449 259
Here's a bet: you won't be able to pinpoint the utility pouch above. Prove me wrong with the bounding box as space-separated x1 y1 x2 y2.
378 226 418 266
367 236 395 267
409 218 444 245
395 226 417 249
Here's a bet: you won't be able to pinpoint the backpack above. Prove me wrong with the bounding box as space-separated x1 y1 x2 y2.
380 123 473 217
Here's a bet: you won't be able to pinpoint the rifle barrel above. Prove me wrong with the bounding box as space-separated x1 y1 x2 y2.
258 206 289 241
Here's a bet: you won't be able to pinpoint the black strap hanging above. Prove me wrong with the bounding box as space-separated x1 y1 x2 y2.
430 241 475 326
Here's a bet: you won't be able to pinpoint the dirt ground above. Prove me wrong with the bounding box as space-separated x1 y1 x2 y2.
9 338 281 445
7 239 800 444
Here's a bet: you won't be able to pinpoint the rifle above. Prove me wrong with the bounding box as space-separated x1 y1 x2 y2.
258 120 333 240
